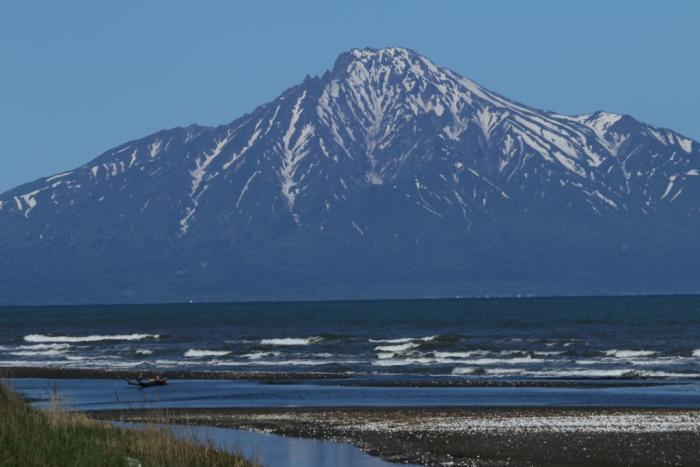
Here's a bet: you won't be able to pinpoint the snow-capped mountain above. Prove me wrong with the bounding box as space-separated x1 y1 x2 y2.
1 47 698 304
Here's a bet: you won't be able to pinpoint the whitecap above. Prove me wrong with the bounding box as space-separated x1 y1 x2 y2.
9 349 67 357
241 351 280 360
135 349 154 355
154 359 201 367
205 359 360 367
481 368 525 375
374 352 396 360
450 356 546 365
626 357 689 366
0 359 62 367
242 359 361 366
18 343 71 351
24 333 160 343
432 351 486 359
498 350 563 357
259 337 323 346
604 349 657 358
374 342 419 353
184 349 231 358
456 368 700 378
368 336 437 344
373 355 547 367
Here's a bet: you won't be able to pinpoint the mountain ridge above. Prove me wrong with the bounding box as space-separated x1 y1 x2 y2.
1 47 698 304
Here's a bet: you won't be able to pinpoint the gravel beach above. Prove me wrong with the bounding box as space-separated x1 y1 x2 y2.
95 406 700 466
1 367 672 388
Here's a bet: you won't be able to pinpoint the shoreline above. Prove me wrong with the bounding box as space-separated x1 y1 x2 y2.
9 369 700 464
94 406 700 466
0 366 680 388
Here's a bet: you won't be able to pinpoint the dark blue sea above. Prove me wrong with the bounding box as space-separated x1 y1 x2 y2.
2 295 700 381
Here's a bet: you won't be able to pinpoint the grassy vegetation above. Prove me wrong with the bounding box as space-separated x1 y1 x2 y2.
0 382 256 467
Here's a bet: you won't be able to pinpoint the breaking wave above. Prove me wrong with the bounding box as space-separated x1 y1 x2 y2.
18 343 71 351
260 337 323 346
451 367 700 378
604 349 657 358
9 349 67 357
374 342 420 353
242 351 280 360
24 334 160 343
184 349 231 358
369 336 437 344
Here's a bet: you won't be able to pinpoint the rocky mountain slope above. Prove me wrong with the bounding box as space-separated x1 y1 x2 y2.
1 47 698 304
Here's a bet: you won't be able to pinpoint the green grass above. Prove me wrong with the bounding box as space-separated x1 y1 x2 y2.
0 382 256 467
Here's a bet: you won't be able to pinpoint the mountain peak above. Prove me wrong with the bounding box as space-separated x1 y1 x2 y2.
339 46 420 60
332 46 436 75
1 48 699 303
348 46 420 60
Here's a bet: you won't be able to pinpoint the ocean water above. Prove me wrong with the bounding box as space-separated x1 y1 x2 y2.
12 378 700 410
2 296 700 381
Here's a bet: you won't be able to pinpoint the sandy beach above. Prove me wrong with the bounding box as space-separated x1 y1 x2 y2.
94 406 700 466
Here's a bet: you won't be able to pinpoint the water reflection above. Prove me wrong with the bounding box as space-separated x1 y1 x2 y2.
116 422 413 467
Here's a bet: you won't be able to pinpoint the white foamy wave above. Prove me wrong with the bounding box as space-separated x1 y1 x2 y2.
18 343 71 351
246 359 344 366
9 350 67 357
242 351 280 360
0 358 154 369
604 349 657 358
24 333 160 343
368 336 437 344
260 337 323 346
374 342 420 353
78 359 153 369
626 357 690 366
476 368 525 376
450 356 546 365
498 350 564 357
575 359 602 365
184 349 232 358
371 357 437 367
202 359 360 367
692 349 700 357
135 349 153 355
450 367 700 378
373 355 547 367
375 352 396 360
433 351 487 359
154 359 201 367
0 360 63 367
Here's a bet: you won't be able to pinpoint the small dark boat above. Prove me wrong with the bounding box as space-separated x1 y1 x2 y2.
126 377 168 388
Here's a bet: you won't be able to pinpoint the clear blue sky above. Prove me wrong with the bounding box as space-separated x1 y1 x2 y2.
1 0 698 192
